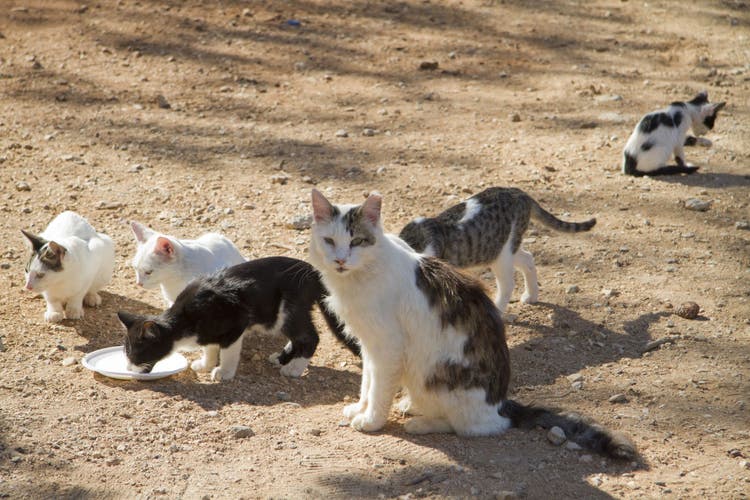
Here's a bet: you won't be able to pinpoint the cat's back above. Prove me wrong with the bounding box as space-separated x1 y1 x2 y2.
189 232 244 262
42 211 99 241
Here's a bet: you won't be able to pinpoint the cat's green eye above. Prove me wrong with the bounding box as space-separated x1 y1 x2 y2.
36 272 45 279
350 237 364 247
323 237 335 246
144 270 153 275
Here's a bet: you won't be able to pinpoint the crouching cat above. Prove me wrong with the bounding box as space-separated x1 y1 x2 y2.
399 187 595 313
622 91 726 176
130 221 245 307
22 211 115 322
309 189 635 459
118 257 360 381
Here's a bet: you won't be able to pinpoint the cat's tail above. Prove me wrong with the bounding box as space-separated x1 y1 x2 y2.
529 201 596 233
499 399 637 460
316 298 362 357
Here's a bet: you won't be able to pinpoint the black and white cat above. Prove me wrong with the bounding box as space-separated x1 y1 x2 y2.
118 257 360 381
309 189 635 459
22 211 115 322
130 221 245 307
622 91 725 176
399 187 596 313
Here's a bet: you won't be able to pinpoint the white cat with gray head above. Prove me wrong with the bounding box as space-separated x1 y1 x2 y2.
622 91 726 176
130 221 245 306
22 211 115 322
308 189 635 460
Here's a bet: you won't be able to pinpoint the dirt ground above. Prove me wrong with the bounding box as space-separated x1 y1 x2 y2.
0 0 748 498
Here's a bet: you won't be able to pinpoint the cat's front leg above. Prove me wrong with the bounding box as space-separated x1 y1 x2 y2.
192 345 219 372
64 294 86 320
83 292 102 307
43 296 65 323
343 351 372 419
210 336 243 382
350 352 402 433
673 144 687 167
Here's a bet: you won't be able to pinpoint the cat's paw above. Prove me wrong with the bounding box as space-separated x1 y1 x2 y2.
696 137 713 147
396 395 418 415
210 367 236 382
64 306 84 320
520 291 538 304
279 357 310 378
44 310 65 323
267 352 281 366
343 402 366 419
191 358 214 373
83 292 102 307
350 412 386 433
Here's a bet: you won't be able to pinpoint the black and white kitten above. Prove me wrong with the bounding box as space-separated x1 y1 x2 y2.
309 189 635 459
118 257 359 381
622 91 725 176
399 187 595 313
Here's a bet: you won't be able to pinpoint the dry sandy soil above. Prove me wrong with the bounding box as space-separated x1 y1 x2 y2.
1 0 749 498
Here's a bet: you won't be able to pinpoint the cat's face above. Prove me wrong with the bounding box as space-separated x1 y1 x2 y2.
309 189 382 276
118 311 173 373
130 222 177 289
689 91 726 136
21 230 66 292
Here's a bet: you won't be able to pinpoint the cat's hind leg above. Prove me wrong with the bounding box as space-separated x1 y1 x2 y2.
211 334 244 382
64 293 86 320
513 248 539 305
490 244 515 313
192 345 219 372
404 417 454 434
272 307 319 378
445 389 511 437
83 292 102 307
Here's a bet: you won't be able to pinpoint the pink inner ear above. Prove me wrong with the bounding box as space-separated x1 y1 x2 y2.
155 237 174 256
312 189 334 223
362 192 382 225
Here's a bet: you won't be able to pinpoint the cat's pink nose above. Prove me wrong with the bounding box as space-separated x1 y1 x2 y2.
25 282 33 290
334 258 346 266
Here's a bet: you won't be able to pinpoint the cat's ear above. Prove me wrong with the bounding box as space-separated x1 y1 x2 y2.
713 101 726 112
154 237 175 257
361 192 382 226
21 230 47 252
47 241 67 259
130 221 154 243
141 321 158 339
311 189 335 223
117 310 139 329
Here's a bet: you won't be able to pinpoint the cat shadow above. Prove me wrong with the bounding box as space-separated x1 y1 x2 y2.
650 170 750 188
507 302 670 388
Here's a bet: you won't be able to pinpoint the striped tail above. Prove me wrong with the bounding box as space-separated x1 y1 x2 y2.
530 202 596 233
499 399 636 460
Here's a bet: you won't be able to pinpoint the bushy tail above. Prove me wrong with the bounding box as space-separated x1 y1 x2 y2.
317 298 361 357
499 399 636 460
530 202 596 233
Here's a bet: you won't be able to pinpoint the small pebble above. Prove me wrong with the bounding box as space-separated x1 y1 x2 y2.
16 181 31 192
286 214 312 231
418 61 439 71
565 441 583 451
276 391 291 401
230 425 254 439
362 128 376 137
608 393 628 404
602 288 619 298
547 426 566 445
205 410 219 418
735 221 750 230
335 129 349 138
271 173 290 185
61 356 77 367
567 373 584 383
155 94 171 109
308 428 322 436
684 198 711 212
510 113 521 122
566 285 580 294
676 301 700 320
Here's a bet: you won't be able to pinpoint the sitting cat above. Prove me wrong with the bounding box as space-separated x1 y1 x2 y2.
118 257 360 381
622 91 726 176
22 211 115 322
309 189 635 459
130 221 245 306
398 187 596 313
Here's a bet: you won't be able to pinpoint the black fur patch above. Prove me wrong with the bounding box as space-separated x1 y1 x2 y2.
670 101 686 108
415 257 510 404
640 141 653 152
684 135 698 146
703 113 717 130
623 152 640 176
689 92 708 106
638 112 674 133
673 111 683 127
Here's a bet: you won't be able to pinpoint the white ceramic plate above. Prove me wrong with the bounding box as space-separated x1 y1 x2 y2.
82 346 188 381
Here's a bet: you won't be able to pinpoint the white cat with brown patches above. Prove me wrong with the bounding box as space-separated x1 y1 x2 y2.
22 211 115 322
309 189 635 459
129 221 245 307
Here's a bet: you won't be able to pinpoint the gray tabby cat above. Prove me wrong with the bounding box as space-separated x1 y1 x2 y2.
399 187 596 313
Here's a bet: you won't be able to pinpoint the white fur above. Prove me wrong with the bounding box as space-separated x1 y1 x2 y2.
458 198 481 224
130 222 245 306
309 192 511 436
24 211 114 322
623 97 723 173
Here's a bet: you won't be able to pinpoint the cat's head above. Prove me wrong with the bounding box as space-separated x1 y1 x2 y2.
117 310 172 373
398 218 429 253
130 221 178 289
688 91 726 136
309 189 383 276
21 230 67 292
